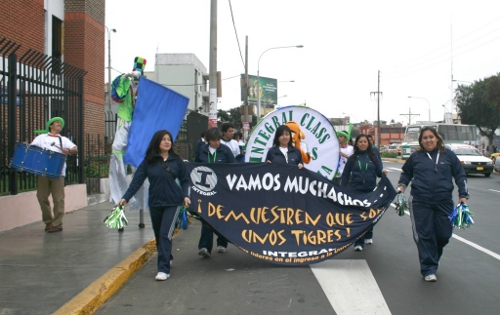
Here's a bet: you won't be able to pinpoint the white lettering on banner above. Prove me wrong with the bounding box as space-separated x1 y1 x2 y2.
192 186 217 196
225 173 372 207
262 248 335 258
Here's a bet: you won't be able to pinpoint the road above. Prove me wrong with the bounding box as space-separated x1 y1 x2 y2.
95 161 500 315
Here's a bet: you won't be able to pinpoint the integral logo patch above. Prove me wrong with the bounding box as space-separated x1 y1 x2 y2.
190 166 218 196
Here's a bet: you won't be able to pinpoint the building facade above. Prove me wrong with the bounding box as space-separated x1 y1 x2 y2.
359 123 405 146
2 0 106 137
149 53 209 115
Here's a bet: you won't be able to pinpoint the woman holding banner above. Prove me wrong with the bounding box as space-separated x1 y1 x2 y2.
118 130 191 281
397 127 468 282
265 125 304 168
341 134 384 251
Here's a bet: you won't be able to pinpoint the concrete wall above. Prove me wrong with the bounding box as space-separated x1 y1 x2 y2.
0 184 88 233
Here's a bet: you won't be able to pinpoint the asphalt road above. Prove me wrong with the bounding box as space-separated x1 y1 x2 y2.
95 161 500 315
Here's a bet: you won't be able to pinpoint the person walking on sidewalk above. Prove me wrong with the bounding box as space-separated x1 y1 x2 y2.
196 127 236 258
118 130 191 281
31 117 77 233
397 127 468 282
341 134 385 251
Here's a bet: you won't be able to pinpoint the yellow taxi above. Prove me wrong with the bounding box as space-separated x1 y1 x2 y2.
490 152 500 163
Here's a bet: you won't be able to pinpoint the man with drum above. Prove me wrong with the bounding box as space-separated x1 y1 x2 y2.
32 117 77 233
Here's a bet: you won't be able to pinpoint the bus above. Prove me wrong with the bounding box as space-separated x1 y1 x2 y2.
401 123 478 159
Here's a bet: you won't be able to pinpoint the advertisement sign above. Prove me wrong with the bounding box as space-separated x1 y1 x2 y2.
245 106 340 180
241 74 277 105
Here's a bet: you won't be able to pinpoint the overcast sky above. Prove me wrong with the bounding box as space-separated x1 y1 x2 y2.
106 0 500 125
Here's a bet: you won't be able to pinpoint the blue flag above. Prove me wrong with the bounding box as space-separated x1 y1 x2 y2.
124 77 189 167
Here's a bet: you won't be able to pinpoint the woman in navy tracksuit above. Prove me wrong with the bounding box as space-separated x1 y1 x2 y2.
397 127 468 282
196 127 236 257
341 134 384 251
118 130 191 281
265 125 304 168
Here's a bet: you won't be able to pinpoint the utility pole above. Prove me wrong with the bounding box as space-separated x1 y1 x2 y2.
243 36 250 140
400 108 420 125
208 0 218 128
370 70 383 150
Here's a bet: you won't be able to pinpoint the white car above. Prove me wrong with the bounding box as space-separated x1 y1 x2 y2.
446 144 494 177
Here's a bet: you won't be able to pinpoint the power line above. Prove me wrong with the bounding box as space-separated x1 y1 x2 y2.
383 17 500 77
227 0 245 70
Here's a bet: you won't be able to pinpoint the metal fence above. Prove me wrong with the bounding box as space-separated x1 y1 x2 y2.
0 38 86 196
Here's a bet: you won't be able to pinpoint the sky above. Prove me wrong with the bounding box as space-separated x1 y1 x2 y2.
105 0 500 125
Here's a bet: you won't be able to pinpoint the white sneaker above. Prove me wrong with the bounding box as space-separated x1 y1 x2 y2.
217 246 227 253
364 239 373 244
198 248 211 258
424 274 437 282
155 272 169 281
354 245 363 251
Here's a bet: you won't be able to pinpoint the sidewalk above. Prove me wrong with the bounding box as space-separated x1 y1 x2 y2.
0 201 157 315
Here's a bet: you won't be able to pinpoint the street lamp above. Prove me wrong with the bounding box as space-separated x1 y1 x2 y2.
257 45 303 118
105 26 117 113
342 112 358 123
408 96 431 121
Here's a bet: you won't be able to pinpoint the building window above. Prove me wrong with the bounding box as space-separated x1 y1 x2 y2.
52 16 63 74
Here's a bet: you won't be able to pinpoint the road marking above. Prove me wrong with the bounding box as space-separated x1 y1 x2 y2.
451 234 500 261
488 189 500 193
387 167 402 172
389 204 500 262
310 260 391 315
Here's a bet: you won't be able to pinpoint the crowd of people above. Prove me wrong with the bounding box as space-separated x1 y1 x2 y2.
31 113 468 283
112 122 468 283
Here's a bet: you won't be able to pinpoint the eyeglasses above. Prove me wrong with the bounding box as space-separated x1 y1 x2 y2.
421 126 436 132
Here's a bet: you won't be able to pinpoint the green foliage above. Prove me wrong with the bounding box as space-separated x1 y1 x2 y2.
217 106 257 129
455 73 500 142
381 152 398 158
84 160 109 178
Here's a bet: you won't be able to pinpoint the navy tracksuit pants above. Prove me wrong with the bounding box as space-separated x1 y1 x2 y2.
409 198 454 277
198 224 228 254
150 206 180 274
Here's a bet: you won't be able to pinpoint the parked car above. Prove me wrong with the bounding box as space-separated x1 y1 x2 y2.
446 143 494 177
495 155 500 173
489 152 500 163
384 145 398 154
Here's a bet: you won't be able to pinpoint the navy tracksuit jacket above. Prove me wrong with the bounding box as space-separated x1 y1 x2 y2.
398 147 469 276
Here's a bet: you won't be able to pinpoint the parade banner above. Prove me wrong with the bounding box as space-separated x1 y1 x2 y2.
124 77 189 167
186 162 397 265
245 106 339 180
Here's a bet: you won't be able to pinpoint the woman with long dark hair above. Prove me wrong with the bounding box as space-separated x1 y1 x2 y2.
265 125 304 168
118 130 191 281
341 134 384 251
397 127 468 282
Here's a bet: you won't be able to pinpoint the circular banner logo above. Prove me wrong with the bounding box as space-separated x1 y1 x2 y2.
245 106 339 180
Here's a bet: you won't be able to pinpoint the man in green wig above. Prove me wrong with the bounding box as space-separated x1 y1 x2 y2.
31 117 77 233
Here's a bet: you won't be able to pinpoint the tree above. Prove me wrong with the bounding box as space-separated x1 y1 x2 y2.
217 106 257 131
455 73 500 146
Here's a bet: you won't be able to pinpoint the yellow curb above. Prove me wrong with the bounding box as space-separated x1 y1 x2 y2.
53 237 157 315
